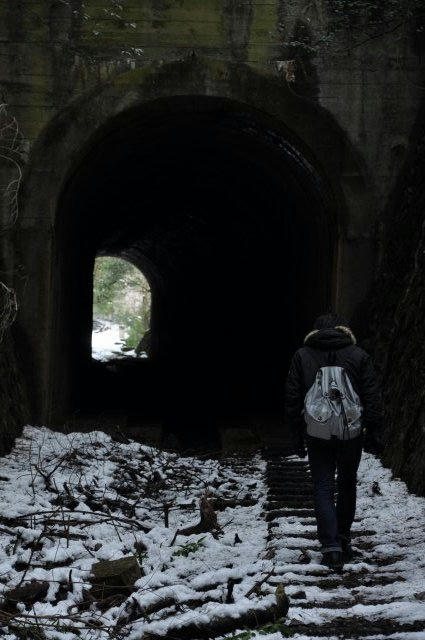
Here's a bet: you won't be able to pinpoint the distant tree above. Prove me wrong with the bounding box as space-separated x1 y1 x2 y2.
93 256 151 351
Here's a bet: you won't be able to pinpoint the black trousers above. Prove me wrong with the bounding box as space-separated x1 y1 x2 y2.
306 434 363 553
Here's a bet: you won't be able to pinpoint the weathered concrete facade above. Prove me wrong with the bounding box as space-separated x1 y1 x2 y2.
0 1 424 436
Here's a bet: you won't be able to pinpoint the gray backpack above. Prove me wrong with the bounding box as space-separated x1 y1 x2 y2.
304 366 363 440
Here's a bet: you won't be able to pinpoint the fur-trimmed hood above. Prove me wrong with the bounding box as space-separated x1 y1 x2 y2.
304 325 356 350
286 325 382 428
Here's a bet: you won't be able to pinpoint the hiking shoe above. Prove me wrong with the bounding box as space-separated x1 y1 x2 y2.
339 536 354 562
322 550 343 571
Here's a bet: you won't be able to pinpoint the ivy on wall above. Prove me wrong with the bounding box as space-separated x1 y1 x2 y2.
0 102 26 338
287 0 425 56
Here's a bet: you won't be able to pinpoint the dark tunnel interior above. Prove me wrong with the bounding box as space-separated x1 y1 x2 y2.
53 97 335 443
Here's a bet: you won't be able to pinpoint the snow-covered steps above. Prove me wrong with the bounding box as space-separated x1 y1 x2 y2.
263 451 425 638
0 428 425 639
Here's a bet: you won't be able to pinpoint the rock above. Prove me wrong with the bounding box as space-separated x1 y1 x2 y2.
135 329 151 357
90 556 141 599
5 580 49 608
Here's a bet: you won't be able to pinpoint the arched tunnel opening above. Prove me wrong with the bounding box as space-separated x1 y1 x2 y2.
51 96 336 445
92 255 152 362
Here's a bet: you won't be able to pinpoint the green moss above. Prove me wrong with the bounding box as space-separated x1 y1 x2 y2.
79 0 223 48
113 65 153 86
149 0 224 25
245 2 281 66
74 0 283 59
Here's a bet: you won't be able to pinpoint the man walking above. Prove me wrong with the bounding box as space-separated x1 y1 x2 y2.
285 314 383 570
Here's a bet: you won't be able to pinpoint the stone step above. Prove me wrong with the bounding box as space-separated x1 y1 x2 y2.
266 491 313 498
267 490 313 499
262 452 422 640
266 468 310 473
266 531 317 541
267 529 376 541
268 573 406 588
267 470 310 476
265 474 311 481
265 508 316 520
266 467 310 473
283 621 425 637
286 595 417 609
267 459 309 466
267 479 312 485
268 480 312 486
265 500 315 509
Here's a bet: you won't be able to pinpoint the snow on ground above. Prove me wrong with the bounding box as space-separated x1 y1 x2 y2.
92 319 141 361
0 427 268 639
0 428 424 639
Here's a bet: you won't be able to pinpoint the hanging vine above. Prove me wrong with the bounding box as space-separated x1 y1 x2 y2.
0 102 24 337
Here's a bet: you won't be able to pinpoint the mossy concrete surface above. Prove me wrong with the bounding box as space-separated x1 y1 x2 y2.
0 1 424 489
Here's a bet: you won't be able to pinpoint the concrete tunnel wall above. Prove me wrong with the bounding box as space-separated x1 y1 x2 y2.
0 0 423 463
13 60 375 433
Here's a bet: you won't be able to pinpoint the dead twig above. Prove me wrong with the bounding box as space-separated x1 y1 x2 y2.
170 494 221 546
13 509 150 532
244 567 275 598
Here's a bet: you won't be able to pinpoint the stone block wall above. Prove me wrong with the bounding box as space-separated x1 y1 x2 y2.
0 1 424 480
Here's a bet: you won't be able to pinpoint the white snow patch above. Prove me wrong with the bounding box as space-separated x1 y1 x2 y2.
92 318 143 361
0 426 268 639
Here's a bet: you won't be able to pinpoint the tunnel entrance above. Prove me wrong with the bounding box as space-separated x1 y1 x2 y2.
52 96 336 441
92 256 152 362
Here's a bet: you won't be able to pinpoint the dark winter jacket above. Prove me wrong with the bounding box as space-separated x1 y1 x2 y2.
285 326 382 438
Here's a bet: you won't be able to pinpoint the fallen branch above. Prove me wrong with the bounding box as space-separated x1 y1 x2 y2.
244 567 275 598
13 509 150 532
46 529 87 541
142 586 289 640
